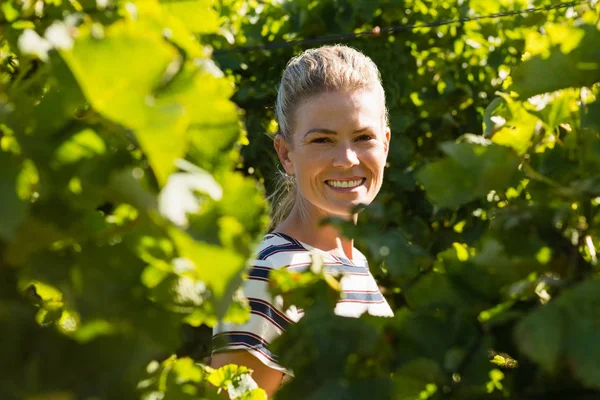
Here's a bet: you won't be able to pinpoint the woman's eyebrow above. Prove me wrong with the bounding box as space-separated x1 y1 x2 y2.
304 128 336 137
353 126 375 134
304 126 375 137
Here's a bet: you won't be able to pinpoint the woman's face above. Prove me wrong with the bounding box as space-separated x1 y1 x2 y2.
275 89 390 218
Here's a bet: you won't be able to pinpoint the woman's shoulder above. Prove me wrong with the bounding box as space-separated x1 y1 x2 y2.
251 232 313 270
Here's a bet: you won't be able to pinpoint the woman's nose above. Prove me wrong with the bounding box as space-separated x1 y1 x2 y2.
332 145 359 168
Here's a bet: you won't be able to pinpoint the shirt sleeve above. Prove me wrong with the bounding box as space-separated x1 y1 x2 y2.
212 257 299 376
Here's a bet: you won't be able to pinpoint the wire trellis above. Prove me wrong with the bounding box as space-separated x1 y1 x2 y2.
213 0 587 55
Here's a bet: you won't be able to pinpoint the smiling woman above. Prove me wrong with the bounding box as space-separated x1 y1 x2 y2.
277 89 390 222
210 45 394 398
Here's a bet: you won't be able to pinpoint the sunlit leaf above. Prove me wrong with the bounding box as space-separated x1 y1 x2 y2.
159 0 219 33
61 20 186 185
512 26 600 98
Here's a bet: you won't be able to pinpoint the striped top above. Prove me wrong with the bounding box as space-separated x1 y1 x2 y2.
212 232 394 375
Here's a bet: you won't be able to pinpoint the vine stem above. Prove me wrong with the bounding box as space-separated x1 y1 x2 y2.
521 162 563 189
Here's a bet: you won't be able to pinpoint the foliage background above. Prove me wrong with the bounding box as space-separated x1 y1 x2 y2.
1 0 600 399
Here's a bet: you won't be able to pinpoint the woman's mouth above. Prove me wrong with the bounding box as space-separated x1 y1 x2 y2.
325 178 366 190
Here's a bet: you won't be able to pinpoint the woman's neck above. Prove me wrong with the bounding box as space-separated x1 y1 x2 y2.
274 203 357 260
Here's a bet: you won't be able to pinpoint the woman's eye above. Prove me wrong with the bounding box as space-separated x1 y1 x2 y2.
311 137 331 144
356 134 374 141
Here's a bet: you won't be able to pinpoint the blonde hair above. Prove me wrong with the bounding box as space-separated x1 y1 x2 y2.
268 44 388 232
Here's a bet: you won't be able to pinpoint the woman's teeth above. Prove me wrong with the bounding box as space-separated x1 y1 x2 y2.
326 179 364 188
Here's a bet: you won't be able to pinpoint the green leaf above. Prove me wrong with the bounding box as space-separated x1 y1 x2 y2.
171 357 204 383
460 335 495 387
1 2 19 22
218 171 268 241
133 105 190 186
149 274 205 310
515 279 600 388
139 356 216 399
5 53 86 138
52 128 106 166
0 151 28 241
416 142 520 208
70 319 118 343
405 271 467 310
490 95 540 156
514 299 563 372
4 217 69 266
158 160 223 228
207 364 252 390
61 20 186 185
471 238 542 288
156 62 240 170
107 169 158 212
169 228 246 317
482 97 506 138
239 388 268 400
512 26 600 98
368 230 426 285
60 21 176 124
416 157 474 209
582 100 600 132
394 358 442 400
545 90 574 132
159 0 220 34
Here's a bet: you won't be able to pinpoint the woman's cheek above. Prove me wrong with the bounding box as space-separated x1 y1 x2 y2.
363 148 386 167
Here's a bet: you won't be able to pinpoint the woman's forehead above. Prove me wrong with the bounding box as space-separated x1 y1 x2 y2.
294 90 385 129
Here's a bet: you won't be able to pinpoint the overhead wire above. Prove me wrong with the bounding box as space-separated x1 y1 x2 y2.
213 0 587 55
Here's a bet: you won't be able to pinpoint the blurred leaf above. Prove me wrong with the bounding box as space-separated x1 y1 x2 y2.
218 171 268 242
169 228 246 317
160 0 220 34
3 0 600 398
0 151 28 240
60 21 175 123
207 364 252 390
417 142 520 208
482 97 505 137
61 20 186 185
512 26 600 98
139 356 221 400
158 161 223 228
52 128 106 166
394 358 443 400
4 55 86 138
545 91 574 132
516 279 600 388
157 62 240 171
366 229 427 285
70 319 118 343
1 2 20 22
490 94 539 155
582 100 600 132
514 303 563 372
239 389 268 400
405 271 467 310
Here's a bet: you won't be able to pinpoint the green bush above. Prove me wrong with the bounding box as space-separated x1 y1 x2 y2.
1 0 267 398
1 0 600 399
209 0 600 398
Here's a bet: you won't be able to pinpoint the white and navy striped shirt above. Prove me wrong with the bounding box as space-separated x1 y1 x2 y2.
212 232 394 375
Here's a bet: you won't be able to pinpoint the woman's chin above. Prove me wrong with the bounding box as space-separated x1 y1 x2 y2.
322 201 370 217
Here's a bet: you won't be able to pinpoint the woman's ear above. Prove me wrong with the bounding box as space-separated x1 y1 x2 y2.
274 134 294 175
384 126 391 156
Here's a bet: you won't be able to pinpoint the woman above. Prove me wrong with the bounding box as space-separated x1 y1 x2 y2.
211 44 393 397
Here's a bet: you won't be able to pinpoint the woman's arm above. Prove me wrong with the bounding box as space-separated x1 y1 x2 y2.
210 351 284 398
